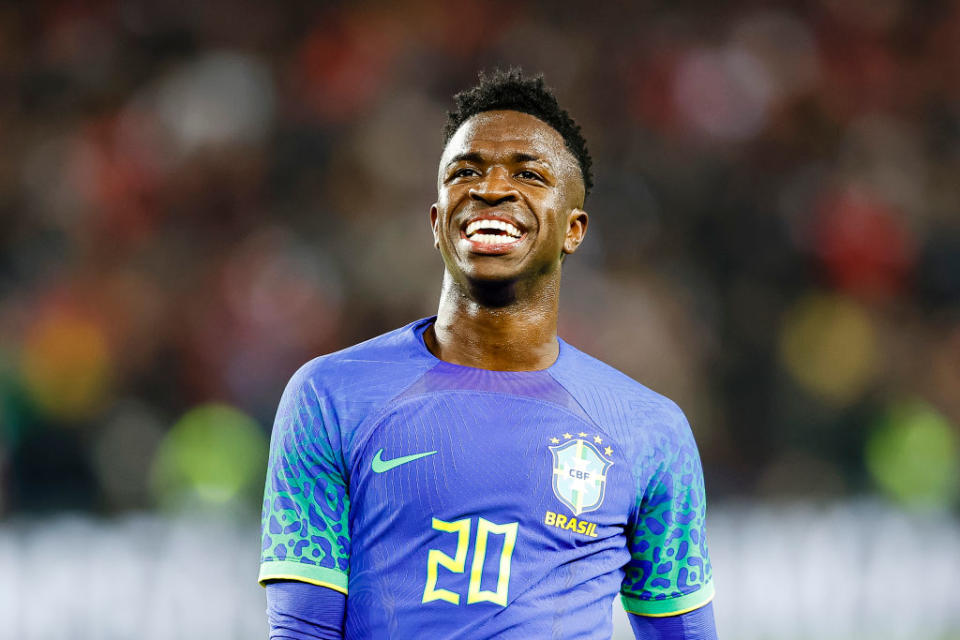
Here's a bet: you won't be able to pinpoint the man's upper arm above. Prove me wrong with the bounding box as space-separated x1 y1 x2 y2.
621 403 714 625
628 602 718 640
259 363 351 593
266 581 345 640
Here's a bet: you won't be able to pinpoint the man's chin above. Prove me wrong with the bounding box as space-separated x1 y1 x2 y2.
463 269 519 287
456 252 523 280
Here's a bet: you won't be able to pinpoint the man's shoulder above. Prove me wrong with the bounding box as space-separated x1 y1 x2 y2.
285 317 436 400
557 340 683 410
554 339 689 436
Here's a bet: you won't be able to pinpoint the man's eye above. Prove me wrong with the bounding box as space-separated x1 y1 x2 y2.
517 170 543 181
453 168 479 178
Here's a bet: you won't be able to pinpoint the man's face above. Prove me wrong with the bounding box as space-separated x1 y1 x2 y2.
431 110 587 288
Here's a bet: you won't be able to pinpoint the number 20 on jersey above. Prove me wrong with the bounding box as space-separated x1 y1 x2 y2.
422 517 519 607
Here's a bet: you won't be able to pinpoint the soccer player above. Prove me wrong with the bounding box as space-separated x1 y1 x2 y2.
259 69 717 639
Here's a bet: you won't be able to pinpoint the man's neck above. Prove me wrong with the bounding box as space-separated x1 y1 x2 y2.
424 271 561 371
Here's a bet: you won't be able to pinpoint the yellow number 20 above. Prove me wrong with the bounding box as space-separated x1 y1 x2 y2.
422 517 519 607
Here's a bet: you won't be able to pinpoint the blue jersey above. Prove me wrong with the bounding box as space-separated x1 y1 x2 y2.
259 317 714 639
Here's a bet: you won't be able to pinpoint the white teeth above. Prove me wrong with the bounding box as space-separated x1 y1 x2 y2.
465 219 522 238
470 233 519 245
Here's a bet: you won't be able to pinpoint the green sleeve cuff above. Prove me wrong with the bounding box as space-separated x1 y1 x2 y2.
621 580 714 617
258 560 349 594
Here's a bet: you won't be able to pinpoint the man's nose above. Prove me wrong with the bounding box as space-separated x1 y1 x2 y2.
469 168 517 205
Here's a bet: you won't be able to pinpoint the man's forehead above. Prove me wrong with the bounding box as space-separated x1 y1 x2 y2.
442 110 570 165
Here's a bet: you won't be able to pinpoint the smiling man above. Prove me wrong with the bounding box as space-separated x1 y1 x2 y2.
259 69 718 639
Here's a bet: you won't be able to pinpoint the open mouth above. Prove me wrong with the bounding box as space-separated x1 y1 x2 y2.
461 217 526 246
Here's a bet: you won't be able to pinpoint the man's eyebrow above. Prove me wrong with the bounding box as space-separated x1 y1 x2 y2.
511 152 544 164
447 152 485 166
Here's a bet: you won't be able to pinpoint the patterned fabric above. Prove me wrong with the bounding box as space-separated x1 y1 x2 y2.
621 408 712 614
259 317 714 638
260 370 351 591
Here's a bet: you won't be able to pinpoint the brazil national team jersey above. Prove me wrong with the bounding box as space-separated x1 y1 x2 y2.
259 317 714 638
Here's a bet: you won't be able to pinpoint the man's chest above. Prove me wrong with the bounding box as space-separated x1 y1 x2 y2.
336 388 640 637
344 393 635 558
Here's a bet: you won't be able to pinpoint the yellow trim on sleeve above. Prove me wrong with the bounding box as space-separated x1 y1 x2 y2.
625 592 714 617
258 560 348 593
258 573 348 595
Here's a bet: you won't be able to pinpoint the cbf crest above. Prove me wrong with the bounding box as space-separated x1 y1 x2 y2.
548 433 614 516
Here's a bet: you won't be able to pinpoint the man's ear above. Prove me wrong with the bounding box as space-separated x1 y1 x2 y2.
430 204 440 249
562 208 589 255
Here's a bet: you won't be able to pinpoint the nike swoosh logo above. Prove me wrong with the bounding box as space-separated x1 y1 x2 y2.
371 448 437 473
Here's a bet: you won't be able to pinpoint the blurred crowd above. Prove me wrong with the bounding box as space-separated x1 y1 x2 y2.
1 0 958 516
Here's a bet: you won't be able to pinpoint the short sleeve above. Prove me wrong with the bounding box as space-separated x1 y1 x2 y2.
621 406 714 617
258 365 351 594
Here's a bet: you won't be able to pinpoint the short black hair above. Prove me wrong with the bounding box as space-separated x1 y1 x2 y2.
443 68 594 199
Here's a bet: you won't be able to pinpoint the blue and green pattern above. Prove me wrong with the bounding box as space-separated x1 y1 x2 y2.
620 406 713 615
258 369 351 593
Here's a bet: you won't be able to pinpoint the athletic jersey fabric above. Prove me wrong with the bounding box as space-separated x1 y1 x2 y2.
259 317 714 639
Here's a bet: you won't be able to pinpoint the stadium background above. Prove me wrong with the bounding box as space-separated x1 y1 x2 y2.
1 1 959 638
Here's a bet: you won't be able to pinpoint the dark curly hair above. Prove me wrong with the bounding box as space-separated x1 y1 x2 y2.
443 68 594 199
